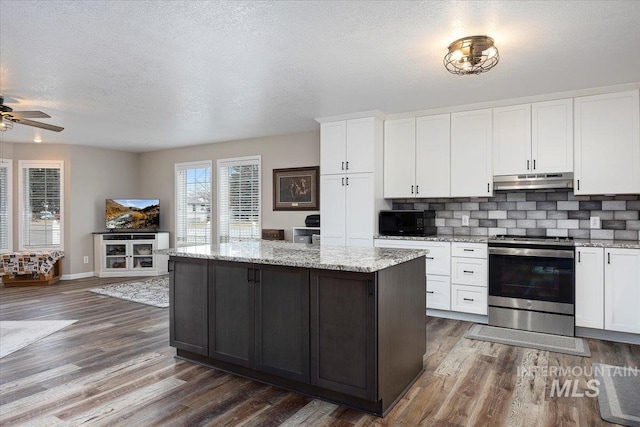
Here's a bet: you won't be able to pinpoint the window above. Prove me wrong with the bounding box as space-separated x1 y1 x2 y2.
175 161 212 246
18 160 64 250
0 159 12 253
218 156 261 243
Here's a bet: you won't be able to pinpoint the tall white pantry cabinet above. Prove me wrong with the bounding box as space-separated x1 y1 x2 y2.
317 113 390 247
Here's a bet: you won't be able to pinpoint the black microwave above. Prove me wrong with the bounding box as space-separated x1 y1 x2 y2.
379 210 436 237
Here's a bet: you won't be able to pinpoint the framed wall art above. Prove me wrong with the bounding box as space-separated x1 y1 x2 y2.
273 166 319 211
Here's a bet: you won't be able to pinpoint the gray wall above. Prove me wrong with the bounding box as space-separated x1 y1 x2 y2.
138 130 320 244
394 190 640 240
3 141 139 276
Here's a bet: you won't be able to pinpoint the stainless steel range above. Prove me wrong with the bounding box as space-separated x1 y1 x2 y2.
488 235 575 336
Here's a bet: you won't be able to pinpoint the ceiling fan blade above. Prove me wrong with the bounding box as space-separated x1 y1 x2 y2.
10 117 64 132
10 111 51 119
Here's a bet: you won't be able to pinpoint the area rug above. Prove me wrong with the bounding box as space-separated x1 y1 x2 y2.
464 324 591 357
593 363 640 427
0 320 77 358
90 276 169 308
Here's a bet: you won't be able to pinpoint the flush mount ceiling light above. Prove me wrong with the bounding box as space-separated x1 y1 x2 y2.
444 35 499 75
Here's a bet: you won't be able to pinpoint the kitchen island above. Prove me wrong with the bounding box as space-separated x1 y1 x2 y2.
163 240 426 416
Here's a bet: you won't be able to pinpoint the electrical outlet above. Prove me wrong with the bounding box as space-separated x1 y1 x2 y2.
461 215 470 227
83 256 89 264
590 216 601 229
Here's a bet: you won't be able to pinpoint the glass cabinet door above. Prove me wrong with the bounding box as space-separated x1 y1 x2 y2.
105 244 127 270
132 243 154 270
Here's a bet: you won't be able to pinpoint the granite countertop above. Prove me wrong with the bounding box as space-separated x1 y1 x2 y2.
374 234 489 243
574 239 640 249
159 240 428 273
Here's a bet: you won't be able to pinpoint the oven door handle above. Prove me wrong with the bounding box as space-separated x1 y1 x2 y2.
489 247 574 259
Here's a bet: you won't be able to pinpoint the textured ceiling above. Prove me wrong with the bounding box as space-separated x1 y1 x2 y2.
1 0 639 152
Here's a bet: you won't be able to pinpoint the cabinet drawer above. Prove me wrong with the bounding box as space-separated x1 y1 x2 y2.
451 284 487 315
426 275 451 311
451 242 487 258
451 258 487 287
374 239 450 275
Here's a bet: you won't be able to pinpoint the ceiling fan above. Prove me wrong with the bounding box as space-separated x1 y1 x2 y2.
0 96 64 132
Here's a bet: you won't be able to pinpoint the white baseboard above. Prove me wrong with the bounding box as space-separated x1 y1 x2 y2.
427 309 488 324
61 272 95 281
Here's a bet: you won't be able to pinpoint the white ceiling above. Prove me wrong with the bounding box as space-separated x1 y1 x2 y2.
1 1 639 152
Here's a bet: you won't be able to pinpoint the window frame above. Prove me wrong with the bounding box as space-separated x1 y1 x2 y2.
174 160 213 247
18 160 64 251
0 159 13 254
217 155 262 243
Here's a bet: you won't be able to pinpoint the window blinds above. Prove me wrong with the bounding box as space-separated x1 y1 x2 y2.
20 162 63 249
218 157 261 243
175 162 212 246
0 160 11 253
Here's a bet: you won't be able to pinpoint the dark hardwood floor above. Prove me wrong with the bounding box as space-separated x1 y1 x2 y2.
1 276 638 426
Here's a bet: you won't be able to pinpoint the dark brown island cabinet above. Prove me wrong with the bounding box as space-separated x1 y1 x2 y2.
167 243 426 416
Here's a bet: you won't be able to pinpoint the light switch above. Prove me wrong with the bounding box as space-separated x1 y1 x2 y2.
462 215 470 227
590 216 601 229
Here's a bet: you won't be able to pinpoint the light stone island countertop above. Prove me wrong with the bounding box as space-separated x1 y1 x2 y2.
158 240 428 273
374 234 489 243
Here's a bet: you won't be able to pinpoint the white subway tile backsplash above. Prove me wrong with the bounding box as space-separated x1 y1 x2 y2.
516 201 537 210
488 210 507 219
488 227 507 236
557 201 579 210
435 218 446 227
602 201 626 210
557 220 580 229
591 229 614 240
547 228 568 237
526 211 547 219
507 193 527 202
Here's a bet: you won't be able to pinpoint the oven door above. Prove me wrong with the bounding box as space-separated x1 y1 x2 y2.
489 247 575 307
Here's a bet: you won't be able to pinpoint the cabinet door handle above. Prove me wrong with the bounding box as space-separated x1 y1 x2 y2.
346 177 349 186
577 179 580 190
463 298 475 302
463 270 475 274
427 291 434 294
342 161 345 170
254 268 260 283
463 249 474 252
247 268 254 282
416 185 419 194
578 251 581 263
411 185 414 194
346 161 349 170
426 256 434 260
487 183 490 193
533 159 536 170
167 260 174 272
342 177 344 186
527 160 530 170
607 252 610 264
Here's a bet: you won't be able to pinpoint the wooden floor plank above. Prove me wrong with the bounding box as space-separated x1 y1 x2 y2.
1 277 635 426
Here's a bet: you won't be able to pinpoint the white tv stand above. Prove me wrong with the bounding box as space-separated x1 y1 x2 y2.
93 231 169 278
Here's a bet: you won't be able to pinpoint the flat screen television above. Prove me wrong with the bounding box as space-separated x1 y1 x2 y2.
106 199 160 230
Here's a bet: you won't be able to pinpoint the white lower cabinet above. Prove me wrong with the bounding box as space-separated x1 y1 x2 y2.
575 246 640 335
451 284 488 315
374 239 451 312
605 248 640 334
575 247 604 329
427 275 451 311
450 242 488 315
94 232 169 278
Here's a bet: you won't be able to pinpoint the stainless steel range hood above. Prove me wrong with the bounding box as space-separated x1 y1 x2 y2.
493 173 574 191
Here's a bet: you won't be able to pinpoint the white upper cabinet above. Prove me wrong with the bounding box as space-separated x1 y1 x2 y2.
493 99 573 176
383 117 416 198
451 109 493 197
493 104 531 176
531 99 574 174
320 117 377 175
319 174 347 246
574 90 640 195
383 114 451 198
604 248 640 334
416 114 450 198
